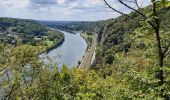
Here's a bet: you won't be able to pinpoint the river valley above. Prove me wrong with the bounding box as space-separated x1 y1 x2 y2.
41 31 88 68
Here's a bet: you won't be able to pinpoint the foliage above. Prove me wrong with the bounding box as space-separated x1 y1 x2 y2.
0 1 170 100
0 17 64 51
39 20 101 34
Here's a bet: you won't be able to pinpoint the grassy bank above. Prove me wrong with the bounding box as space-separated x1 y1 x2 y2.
40 30 65 53
80 32 94 51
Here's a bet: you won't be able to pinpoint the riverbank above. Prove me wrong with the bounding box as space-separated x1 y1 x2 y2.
45 37 64 53
79 33 97 70
80 32 93 51
43 28 65 53
43 31 87 67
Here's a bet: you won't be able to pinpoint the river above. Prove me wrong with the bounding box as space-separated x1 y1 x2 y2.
41 31 87 68
0 31 87 98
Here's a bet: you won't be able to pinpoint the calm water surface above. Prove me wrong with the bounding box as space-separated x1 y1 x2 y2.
42 31 87 68
0 31 88 98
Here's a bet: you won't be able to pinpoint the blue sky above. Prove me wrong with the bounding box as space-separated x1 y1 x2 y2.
0 0 149 21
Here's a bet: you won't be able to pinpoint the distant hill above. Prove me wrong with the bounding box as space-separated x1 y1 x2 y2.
39 6 170 67
0 17 64 51
39 20 101 34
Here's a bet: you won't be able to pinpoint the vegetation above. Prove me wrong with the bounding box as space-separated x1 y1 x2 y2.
0 0 170 99
0 44 113 99
94 0 170 99
81 32 93 47
0 17 64 51
39 21 101 34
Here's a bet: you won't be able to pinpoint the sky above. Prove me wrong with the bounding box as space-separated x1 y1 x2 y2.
0 0 149 21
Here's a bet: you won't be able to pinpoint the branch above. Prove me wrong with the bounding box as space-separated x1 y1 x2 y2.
104 0 156 29
104 0 143 21
134 0 140 9
163 42 170 55
118 0 147 19
118 0 157 29
125 0 141 9
152 0 160 28
147 20 157 29
5 83 20 99
164 50 170 58
104 0 129 16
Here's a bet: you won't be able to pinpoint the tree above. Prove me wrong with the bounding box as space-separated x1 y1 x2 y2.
0 44 43 99
103 0 170 98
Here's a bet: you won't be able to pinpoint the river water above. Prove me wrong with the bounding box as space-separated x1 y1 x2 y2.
41 31 87 68
0 31 87 98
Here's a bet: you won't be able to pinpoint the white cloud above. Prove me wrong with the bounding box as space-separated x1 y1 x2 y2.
0 0 149 21
86 0 103 5
0 0 30 9
67 2 79 9
57 0 65 4
38 7 49 12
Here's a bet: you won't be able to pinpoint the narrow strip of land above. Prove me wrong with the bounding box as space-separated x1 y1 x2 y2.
79 34 97 70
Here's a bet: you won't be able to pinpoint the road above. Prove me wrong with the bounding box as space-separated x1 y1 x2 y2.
79 34 97 70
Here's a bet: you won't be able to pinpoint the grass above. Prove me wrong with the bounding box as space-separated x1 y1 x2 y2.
45 40 54 47
81 32 93 46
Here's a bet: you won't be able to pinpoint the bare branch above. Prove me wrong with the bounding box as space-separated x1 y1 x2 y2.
134 0 141 9
163 42 170 55
125 0 141 9
115 0 157 29
164 50 170 58
104 0 144 22
104 0 129 16
118 0 147 19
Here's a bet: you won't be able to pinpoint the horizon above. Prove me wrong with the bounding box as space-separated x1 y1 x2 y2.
0 16 106 22
0 0 149 21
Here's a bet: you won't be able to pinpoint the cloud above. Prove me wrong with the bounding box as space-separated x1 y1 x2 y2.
29 0 57 5
0 0 30 9
57 0 66 4
0 0 149 21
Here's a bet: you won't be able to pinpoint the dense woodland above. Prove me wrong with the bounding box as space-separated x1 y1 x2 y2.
39 20 101 34
0 0 170 99
0 17 64 51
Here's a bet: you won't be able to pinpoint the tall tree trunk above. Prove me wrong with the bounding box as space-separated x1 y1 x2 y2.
155 28 164 97
152 0 165 97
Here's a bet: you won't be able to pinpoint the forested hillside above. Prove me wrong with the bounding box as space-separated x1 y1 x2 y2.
39 20 101 34
0 17 64 50
94 6 170 67
1 1 170 99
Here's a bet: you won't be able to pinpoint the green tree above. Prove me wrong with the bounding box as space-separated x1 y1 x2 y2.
104 0 170 98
